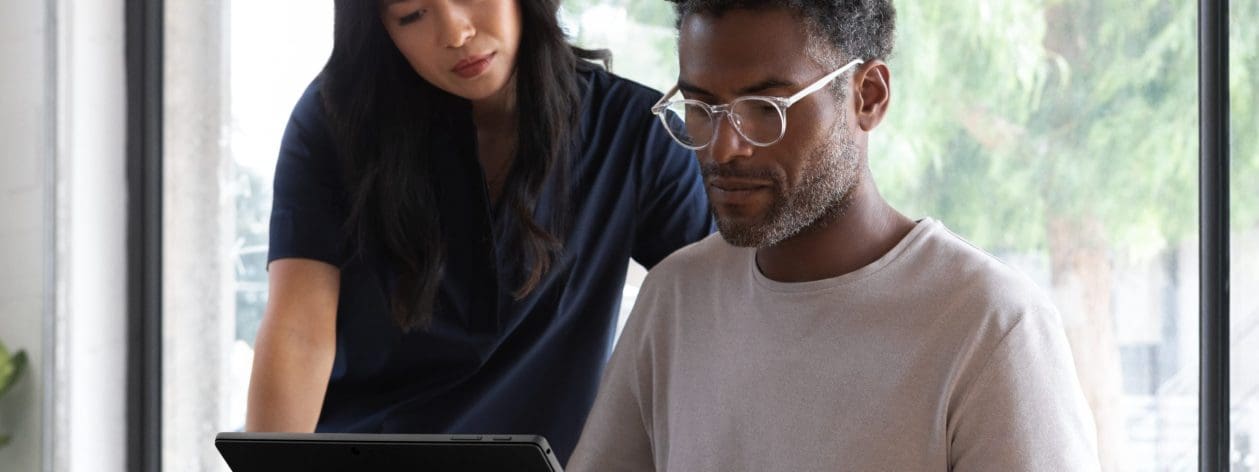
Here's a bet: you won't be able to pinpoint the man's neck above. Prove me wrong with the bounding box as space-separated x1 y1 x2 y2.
754 170 916 283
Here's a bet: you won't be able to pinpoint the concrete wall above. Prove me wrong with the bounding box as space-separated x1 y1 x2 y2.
163 1 234 470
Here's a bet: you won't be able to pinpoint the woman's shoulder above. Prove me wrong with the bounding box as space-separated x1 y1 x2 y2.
576 63 665 116
290 76 329 125
276 76 339 173
277 76 340 156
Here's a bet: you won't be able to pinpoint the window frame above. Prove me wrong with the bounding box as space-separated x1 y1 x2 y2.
124 1 1236 471
125 0 164 471
1199 0 1231 470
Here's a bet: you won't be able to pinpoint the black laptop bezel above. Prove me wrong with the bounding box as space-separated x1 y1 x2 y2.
215 432 564 472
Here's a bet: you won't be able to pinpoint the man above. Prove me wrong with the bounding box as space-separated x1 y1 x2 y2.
567 1 1100 470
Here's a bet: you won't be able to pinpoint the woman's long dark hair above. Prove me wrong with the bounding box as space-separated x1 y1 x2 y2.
322 0 604 330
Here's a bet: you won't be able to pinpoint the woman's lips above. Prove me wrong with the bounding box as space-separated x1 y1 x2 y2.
452 52 495 79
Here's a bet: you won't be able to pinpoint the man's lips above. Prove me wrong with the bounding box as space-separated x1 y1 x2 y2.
708 177 771 192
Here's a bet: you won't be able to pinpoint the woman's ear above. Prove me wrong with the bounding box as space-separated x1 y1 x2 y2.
852 60 891 132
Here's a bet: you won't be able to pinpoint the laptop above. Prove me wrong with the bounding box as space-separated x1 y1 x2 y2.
216 432 565 472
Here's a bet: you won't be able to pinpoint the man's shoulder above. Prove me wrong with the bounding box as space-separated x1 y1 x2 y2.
912 220 1060 331
642 233 740 286
652 232 737 270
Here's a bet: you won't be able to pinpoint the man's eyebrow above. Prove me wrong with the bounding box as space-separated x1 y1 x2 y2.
736 78 797 96
675 78 799 99
677 80 713 98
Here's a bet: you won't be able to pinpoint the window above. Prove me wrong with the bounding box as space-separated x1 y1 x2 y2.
1231 1 1259 469
879 3 1201 469
158 1 1251 471
572 2 1216 468
162 0 332 469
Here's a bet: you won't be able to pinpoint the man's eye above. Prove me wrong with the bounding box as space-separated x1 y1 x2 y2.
399 10 424 25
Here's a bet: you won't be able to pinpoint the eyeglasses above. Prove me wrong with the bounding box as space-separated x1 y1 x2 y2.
650 59 865 150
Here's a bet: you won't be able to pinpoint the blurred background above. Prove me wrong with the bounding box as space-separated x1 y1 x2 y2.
0 0 1255 470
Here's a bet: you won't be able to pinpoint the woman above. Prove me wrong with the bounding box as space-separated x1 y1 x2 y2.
244 0 712 463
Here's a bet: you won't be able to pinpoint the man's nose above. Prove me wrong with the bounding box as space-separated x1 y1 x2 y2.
704 113 755 166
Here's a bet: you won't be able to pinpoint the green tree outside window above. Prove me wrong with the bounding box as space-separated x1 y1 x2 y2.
560 0 1259 470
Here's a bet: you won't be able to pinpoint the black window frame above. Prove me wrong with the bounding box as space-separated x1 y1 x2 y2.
125 0 163 471
1199 0 1231 470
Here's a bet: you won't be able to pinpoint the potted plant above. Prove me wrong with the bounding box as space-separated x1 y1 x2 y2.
0 339 28 449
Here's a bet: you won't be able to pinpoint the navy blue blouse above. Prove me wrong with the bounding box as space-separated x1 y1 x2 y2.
267 64 713 463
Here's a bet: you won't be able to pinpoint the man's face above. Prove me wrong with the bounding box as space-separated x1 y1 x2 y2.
678 9 864 248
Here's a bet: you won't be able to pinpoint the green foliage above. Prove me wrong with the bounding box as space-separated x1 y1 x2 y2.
0 342 27 399
562 0 680 91
564 0 677 26
1231 0 1259 229
0 339 29 451
872 0 1216 253
561 0 1258 251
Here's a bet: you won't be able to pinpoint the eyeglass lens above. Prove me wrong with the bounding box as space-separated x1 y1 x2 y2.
661 97 786 149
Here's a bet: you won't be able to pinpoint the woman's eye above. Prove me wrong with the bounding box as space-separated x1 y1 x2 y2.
399 10 424 25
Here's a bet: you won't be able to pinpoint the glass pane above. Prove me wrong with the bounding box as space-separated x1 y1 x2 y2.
871 2 1199 470
1231 0 1258 469
570 2 1203 469
164 0 332 470
161 1 1213 471
228 0 335 422
561 0 679 92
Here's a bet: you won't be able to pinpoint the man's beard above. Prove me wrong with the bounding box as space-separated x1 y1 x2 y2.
705 122 862 248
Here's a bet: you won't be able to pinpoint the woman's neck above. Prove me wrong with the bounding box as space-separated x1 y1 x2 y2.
471 75 518 133
470 75 519 206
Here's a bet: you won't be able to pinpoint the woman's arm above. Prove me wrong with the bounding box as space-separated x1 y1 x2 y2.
632 109 715 268
245 258 340 432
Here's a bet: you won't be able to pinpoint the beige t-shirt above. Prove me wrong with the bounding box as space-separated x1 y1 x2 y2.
568 219 1100 471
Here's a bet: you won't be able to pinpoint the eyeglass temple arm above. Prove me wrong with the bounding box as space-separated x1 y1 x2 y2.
785 59 865 105
651 84 680 114
653 58 863 111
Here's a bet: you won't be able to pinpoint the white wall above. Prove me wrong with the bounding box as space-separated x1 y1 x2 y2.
0 0 53 470
56 0 129 471
1 1 127 471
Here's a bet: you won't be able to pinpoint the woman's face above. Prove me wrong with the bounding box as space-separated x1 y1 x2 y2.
380 0 522 102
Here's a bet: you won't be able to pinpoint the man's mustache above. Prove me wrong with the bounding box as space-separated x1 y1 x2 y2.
699 162 782 184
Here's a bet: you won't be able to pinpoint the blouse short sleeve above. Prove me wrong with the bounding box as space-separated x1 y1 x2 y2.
267 80 348 267
631 107 715 268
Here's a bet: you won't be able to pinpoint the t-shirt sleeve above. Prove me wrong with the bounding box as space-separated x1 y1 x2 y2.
567 280 659 471
631 109 714 268
267 81 347 267
948 306 1102 471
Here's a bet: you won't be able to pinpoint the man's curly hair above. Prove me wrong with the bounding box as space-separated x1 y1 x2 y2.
666 0 896 68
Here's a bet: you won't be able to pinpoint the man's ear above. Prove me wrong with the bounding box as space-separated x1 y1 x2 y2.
852 60 891 132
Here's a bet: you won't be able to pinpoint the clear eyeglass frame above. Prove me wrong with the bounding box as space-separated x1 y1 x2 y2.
650 58 865 150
